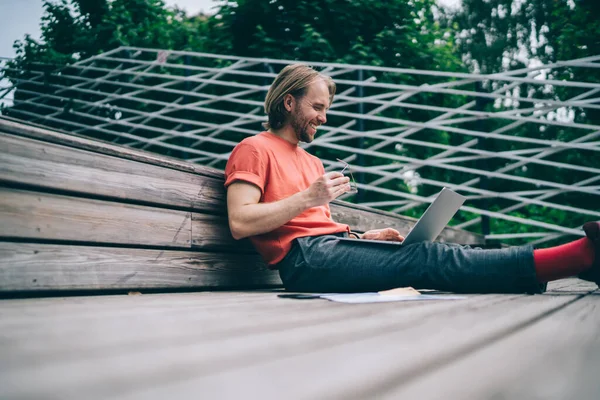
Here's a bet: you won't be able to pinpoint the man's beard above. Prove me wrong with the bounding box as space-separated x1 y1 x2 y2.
290 105 313 143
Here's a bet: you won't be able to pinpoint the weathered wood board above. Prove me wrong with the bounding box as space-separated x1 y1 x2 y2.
0 188 255 252
387 292 600 400
0 188 193 248
191 213 254 252
0 133 226 213
0 242 276 292
0 280 596 400
109 294 577 400
0 116 223 179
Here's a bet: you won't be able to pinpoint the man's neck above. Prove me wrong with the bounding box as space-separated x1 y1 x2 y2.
269 126 299 146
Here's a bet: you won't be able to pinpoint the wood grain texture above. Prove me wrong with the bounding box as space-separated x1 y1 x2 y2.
191 213 254 252
0 188 192 247
0 133 226 213
0 292 288 323
108 295 580 400
0 188 260 253
1 290 595 400
0 292 474 369
544 277 598 294
0 292 487 399
387 293 600 400
0 116 223 179
0 242 276 291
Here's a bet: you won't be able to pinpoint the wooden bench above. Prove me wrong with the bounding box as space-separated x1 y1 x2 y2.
0 117 484 293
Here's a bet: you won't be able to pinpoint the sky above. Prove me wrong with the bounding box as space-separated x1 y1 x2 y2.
0 0 220 59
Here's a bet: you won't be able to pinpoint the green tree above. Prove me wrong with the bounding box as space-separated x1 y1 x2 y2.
446 0 600 243
215 0 461 70
448 0 599 75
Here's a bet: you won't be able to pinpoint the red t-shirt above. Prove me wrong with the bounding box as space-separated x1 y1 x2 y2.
224 131 350 266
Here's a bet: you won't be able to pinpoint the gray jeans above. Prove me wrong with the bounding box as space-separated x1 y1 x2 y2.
277 233 546 294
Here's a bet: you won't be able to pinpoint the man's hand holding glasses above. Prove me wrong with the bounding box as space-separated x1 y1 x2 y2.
337 158 358 194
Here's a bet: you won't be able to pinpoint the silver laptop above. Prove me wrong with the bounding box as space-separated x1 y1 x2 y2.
345 187 466 246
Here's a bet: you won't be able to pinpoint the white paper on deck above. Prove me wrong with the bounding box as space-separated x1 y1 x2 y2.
319 293 466 304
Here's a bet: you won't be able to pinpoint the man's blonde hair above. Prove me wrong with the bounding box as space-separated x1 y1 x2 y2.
263 64 336 130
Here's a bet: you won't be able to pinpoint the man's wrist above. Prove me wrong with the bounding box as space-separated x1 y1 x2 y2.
296 190 314 210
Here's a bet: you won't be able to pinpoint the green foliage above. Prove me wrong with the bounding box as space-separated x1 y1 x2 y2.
215 0 462 71
448 0 600 75
445 0 600 244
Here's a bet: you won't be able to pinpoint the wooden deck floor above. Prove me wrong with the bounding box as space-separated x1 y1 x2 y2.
1 278 598 400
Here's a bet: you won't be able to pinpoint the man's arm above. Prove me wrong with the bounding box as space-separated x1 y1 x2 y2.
227 171 350 240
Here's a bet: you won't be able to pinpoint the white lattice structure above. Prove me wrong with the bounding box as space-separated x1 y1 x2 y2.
2 47 599 245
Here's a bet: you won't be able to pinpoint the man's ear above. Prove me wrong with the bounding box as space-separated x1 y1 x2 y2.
283 94 294 112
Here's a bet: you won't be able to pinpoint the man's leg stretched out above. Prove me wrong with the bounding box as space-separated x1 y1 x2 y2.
277 221 600 294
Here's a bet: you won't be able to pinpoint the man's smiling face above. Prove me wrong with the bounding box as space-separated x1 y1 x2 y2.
290 78 330 143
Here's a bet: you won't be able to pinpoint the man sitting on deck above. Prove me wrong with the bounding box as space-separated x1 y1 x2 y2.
224 64 599 294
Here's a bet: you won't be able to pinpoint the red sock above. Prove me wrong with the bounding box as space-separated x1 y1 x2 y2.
534 238 595 282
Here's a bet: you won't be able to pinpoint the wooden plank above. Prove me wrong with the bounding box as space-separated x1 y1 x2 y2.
0 291 390 340
0 116 223 179
0 292 490 394
385 293 600 400
0 291 282 315
109 295 577 400
0 133 226 213
0 298 481 394
0 188 257 253
0 292 291 326
0 188 192 248
0 242 276 292
544 277 598 294
0 293 579 399
191 213 254 252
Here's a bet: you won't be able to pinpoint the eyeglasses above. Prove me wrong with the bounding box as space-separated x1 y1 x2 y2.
336 158 359 194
